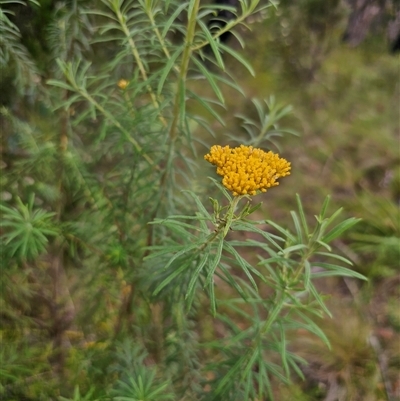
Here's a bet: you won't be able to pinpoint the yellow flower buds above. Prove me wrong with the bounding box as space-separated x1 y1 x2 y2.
204 145 291 196
117 79 129 90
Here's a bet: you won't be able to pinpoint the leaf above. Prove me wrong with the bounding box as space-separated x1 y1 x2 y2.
280 244 307 256
205 235 224 287
218 263 247 300
296 193 309 238
208 177 232 201
279 323 290 377
301 313 331 349
313 262 367 281
319 195 331 220
192 57 225 103
265 220 296 243
315 251 353 265
197 20 224 70
242 347 259 381
153 258 191 295
46 79 75 91
158 242 198 271
185 252 209 309
303 259 311 290
322 217 361 243
187 90 225 126
182 190 212 219
157 46 182 94
290 211 303 243
214 354 248 395
308 281 332 317
161 2 189 38
209 275 217 316
224 241 262 290
234 221 284 250
218 42 255 76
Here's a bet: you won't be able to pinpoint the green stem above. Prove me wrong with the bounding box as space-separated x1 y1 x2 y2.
223 195 243 237
168 0 200 142
197 195 244 250
149 0 201 221
145 5 180 74
291 246 315 284
197 230 221 252
114 3 168 128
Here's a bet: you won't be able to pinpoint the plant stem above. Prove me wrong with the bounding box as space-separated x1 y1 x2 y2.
291 247 314 283
223 195 242 236
145 4 180 74
168 0 200 142
114 4 168 128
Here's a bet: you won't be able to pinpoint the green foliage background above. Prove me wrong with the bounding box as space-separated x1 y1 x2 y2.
0 0 399 400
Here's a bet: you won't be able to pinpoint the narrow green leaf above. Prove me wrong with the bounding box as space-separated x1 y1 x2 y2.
294 312 331 349
188 91 225 125
215 354 247 394
245 202 262 216
308 282 332 317
198 20 225 70
218 42 255 76
213 73 245 96
162 243 198 271
208 177 232 201
219 264 247 300
182 190 212 219
157 47 182 95
224 242 260 290
185 252 209 305
281 244 307 255
205 235 224 286
315 240 332 251
264 361 290 383
153 257 193 296
319 195 331 219
242 347 259 382
314 262 367 281
315 251 353 265
192 57 225 103
209 276 216 316
46 79 75 91
287 355 306 380
290 210 304 243
304 259 311 289
266 220 296 243
279 323 289 377
162 2 189 37
235 222 284 250
322 217 361 243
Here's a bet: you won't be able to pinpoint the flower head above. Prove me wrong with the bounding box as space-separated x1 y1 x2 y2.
117 79 129 90
204 145 291 196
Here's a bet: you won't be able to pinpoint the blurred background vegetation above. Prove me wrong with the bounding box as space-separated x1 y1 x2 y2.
1 0 399 400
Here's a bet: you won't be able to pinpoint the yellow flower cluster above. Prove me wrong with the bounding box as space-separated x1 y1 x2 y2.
117 79 129 89
204 145 291 196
